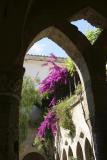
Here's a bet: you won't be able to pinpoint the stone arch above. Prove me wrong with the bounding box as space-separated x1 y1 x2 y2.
68 146 73 158
22 152 45 160
76 142 84 160
62 149 67 160
85 138 95 160
21 21 97 159
22 24 95 130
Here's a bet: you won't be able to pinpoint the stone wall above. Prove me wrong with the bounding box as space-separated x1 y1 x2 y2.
24 54 66 81
55 97 95 160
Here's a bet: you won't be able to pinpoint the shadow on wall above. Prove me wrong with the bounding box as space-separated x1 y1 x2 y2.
22 152 45 160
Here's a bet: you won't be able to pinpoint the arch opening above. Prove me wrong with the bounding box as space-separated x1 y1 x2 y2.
68 146 73 159
56 152 60 160
71 19 102 45
85 138 95 160
76 142 84 160
25 25 95 123
62 149 67 160
69 6 107 29
21 25 96 159
19 34 83 159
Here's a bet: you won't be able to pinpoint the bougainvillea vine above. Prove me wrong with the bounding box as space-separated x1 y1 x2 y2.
37 111 57 138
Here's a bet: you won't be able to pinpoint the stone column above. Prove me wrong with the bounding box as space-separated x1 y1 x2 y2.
0 65 25 160
93 80 107 160
84 45 107 160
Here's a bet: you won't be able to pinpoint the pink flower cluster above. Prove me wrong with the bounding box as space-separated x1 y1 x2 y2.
39 65 68 93
36 54 70 139
37 111 57 138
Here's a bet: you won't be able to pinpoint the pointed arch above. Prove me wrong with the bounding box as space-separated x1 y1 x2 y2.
22 24 95 128
85 138 95 160
56 152 60 160
21 23 97 158
68 146 73 158
76 142 84 160
62 149 67 160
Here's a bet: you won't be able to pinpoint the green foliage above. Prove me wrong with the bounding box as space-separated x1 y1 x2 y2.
20 76 37 112
86 28 102 44
55 83 82 138
19 76 41 145
65 58 76 76
33 137 45 154
55 96 77 138
19 112 29 145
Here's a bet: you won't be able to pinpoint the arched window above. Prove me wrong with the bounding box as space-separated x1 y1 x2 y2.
22 25 96 160
85 138 95 160
56 152 60 160
68 146 73 159
62 149 67 160
76 142 84 160
68 146 73 157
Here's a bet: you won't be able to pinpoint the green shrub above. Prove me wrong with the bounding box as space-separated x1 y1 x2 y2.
55 96 77 138
86 28 102 44
19 76 41 145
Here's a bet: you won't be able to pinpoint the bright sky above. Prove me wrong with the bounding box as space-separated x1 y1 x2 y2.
27 19 97 58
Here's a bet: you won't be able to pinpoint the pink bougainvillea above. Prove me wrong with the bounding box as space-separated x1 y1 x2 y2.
39 54 70 106
36 54 73 140
37 111 57 138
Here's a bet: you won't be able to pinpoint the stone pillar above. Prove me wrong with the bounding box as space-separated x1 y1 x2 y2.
0 65 25 160
93 80 107 160
84 45 107 160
